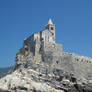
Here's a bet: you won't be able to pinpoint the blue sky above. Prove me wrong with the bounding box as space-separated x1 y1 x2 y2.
0 0 92 67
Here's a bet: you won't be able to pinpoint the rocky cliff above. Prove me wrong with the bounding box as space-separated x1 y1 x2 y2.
0 52 92 92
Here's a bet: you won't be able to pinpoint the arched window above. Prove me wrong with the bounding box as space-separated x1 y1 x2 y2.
51 27 54 30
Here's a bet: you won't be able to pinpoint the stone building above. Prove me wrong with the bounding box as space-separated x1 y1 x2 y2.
23 19 62 58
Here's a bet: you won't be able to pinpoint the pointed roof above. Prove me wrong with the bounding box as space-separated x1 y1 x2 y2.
48 19 53 25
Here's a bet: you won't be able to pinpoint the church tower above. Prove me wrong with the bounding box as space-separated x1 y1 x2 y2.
45 19 55 43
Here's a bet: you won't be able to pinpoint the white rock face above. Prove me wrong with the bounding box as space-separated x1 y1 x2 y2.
0 69 65 92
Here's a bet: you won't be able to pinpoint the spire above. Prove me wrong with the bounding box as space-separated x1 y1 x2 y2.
48 19 53 25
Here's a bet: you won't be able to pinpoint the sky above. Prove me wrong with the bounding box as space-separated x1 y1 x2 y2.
0 0 92 67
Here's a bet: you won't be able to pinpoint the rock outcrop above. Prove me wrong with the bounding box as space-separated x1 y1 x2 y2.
0 19 92 92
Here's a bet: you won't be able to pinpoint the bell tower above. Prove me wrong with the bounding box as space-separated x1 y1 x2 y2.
45 19 55 43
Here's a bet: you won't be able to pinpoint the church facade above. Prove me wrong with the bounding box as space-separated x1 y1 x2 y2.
23 19 62 57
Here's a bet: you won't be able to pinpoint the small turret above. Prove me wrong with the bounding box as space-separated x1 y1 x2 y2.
48 19 53 25
46 19 55 31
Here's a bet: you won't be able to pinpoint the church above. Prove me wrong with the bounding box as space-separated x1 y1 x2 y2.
23 19 62 57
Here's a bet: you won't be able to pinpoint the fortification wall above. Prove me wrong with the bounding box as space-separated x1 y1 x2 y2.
43 42 62 52
56 53 92 81
65 53 92 64
41 42 62 64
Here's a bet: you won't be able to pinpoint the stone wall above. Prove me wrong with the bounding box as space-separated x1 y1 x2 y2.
24 35 35 54
40 29 55 43
54 53 92 82
40 42 62 64
71 53 92 64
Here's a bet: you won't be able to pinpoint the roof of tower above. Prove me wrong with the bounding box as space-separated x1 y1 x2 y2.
48 19 53 24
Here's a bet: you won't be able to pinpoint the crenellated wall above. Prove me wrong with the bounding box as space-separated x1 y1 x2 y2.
68 53 92 64
53 52 92 82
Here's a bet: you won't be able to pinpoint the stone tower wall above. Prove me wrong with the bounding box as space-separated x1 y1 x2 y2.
40 29 55 43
